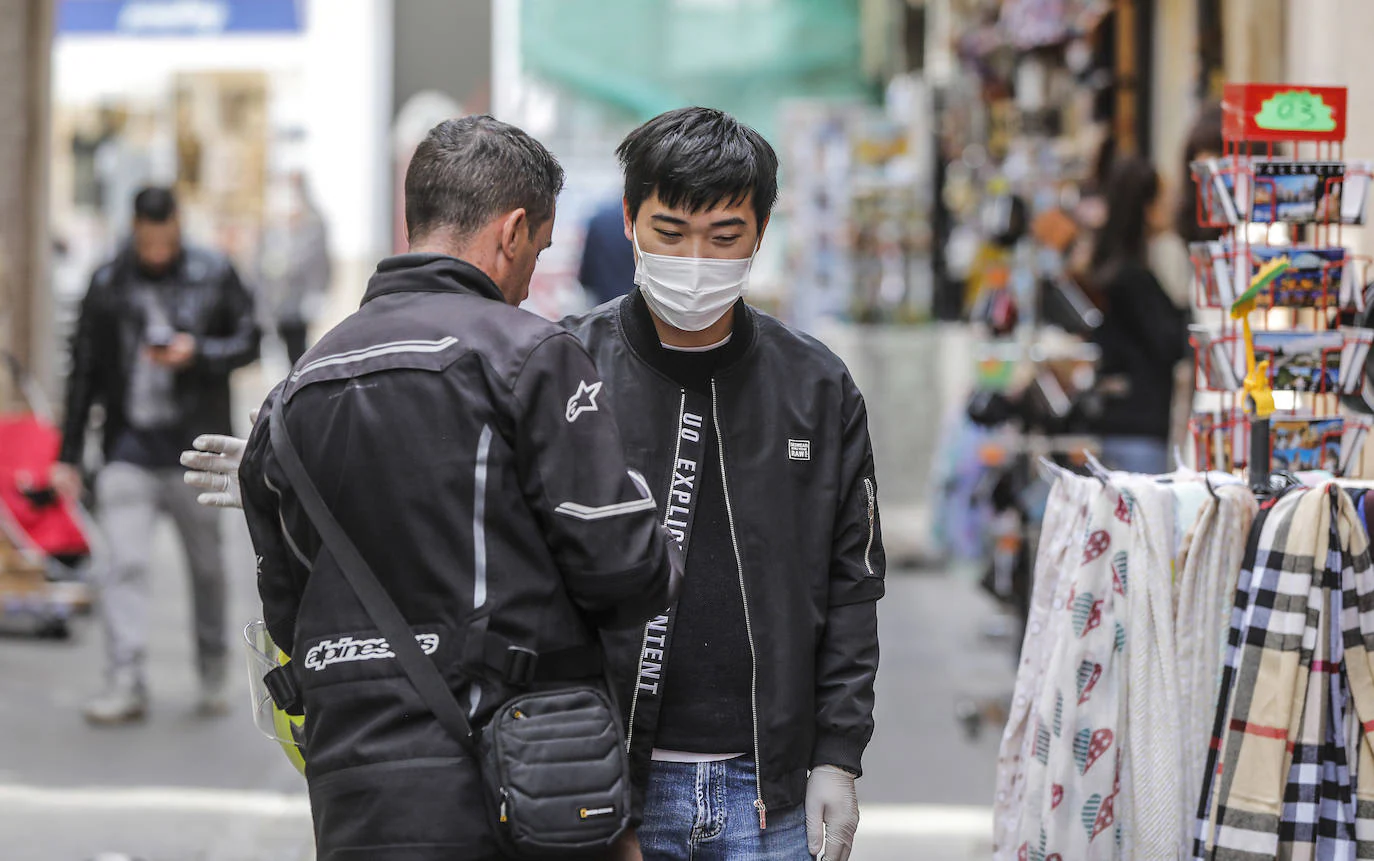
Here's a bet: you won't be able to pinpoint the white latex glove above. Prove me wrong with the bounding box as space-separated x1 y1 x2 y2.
182 432 249 509
806 765 859 861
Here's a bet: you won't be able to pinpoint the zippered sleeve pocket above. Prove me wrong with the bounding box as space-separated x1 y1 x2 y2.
860 475 884 580
862 476 880 578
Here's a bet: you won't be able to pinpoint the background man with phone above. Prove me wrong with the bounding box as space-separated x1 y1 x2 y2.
54 185 260 725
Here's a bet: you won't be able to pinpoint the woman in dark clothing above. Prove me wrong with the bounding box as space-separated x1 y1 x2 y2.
1090 156 1189 474
1176 103 1226 245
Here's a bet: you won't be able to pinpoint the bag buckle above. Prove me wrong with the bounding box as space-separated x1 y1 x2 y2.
502 646 539 687
263 665 305 716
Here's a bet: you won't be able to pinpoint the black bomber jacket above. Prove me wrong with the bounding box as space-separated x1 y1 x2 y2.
564 291 885 821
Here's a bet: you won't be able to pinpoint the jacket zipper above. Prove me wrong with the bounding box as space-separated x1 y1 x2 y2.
625 389 688 756
863 477 876 576
710 379 767 830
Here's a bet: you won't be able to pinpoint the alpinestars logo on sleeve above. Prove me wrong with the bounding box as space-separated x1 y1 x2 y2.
566 380 603 423
304 633 441 672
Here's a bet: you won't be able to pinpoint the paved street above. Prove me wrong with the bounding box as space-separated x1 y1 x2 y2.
1 483 1015 860
0 509 312 861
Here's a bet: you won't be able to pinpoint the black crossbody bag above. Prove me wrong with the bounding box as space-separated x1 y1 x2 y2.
268 399 632 858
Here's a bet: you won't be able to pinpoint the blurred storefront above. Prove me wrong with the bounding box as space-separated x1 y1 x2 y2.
494 0 1290 562
894 0 1374 636
47 0 394 366
10 0 1374 507
1280 0 1374 259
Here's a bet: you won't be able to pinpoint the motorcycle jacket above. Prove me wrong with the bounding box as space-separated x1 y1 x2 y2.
239 254 677 858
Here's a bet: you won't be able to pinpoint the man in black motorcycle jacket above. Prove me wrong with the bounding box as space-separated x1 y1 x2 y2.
234 117 679 860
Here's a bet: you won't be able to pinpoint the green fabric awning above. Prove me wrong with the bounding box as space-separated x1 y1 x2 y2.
520 0 876 134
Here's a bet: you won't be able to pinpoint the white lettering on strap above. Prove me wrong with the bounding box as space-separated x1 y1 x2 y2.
637 615 671 694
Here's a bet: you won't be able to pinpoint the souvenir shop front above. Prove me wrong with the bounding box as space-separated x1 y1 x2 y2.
929 0 1179 661
996 83 1374 859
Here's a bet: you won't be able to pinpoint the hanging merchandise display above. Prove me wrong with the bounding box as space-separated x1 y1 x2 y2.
994 465 1258 860
998 467 1374 860
934 3 1128 740
780 100 935 328
1188 84 1374 486
1000 83 1374 861
938 15 1111 603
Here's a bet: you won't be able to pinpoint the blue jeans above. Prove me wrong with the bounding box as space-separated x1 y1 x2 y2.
639 758 810 861
1100 435 1170 475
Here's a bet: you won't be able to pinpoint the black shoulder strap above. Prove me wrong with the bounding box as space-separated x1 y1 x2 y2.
268 396 478 753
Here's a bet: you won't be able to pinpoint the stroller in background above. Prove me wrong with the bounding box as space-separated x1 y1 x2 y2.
0 352 94 638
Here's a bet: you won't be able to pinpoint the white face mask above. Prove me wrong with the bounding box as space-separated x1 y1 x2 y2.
633 227 757 332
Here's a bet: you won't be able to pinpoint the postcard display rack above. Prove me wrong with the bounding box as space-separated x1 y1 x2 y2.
1188 84 1374 486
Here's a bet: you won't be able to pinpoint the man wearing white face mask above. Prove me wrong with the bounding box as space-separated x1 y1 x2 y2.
566 107 884 861
183 107 882 861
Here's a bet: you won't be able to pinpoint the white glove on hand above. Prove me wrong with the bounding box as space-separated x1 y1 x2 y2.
806 765 859 861
182 433 249 509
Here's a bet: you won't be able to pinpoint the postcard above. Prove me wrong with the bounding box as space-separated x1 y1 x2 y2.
1197 158 1373 226
1189 241 1236 308
1249 161 1344 223
1342 421 1371 475
1232 245 1357 310
1271 416 1344 473
1248 330 1344 393
1189 411 1234 473
1195 326 1370 394
1189 159 1236 226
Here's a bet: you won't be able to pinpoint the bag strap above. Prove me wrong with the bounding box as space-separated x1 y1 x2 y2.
268 397 479 754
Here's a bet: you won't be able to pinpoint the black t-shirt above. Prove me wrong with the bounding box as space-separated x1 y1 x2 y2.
111 275 188 469
648 333 755 755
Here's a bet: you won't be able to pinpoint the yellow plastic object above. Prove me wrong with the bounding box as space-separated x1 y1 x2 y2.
1243 353 1276 418
244 621 307 775
1229 256 1286 421
271 654 307 775
1230 256 1289 316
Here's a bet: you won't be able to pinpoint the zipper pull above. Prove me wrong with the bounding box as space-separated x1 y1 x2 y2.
755 798 767 830
500 788 509 823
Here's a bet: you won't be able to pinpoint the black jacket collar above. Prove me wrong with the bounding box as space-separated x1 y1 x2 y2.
116 243 189 284
362 254 506 306
616 288 756 378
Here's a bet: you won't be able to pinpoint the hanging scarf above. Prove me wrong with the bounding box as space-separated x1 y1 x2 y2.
1014 481 1133 860
1174 484 1256 857
1196 485 1374 860
994 473 1096 860
1117 475 1182 859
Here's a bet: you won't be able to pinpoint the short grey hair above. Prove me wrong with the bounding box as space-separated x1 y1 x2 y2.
404 115 565 243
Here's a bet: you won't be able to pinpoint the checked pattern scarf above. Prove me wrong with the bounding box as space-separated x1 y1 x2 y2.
1194 484 1374 861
